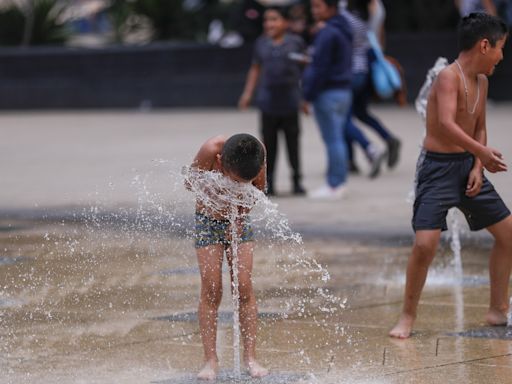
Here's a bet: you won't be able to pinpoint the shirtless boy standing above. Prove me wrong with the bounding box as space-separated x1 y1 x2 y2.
390 12 511 339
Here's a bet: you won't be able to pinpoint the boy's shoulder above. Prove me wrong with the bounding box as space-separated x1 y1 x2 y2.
433 65 459 93
201 135 226 154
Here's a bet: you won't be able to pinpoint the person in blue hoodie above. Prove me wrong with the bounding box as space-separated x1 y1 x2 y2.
303 0 353 199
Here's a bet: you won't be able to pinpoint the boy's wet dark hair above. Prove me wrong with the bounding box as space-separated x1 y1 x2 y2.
265 6 290 20
322 0 339 9
458 12 508 51
221 134 265 181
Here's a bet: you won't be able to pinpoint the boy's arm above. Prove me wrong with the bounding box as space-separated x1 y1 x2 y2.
239 63 261 109
303 28 332 102
191 137 223 170
252 162 267 192
436 70 506 173
466 78 487 197
185 137 222 190
472 75 489 172
481 0 497 15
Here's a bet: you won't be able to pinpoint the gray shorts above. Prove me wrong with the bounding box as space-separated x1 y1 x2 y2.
413 151 510 232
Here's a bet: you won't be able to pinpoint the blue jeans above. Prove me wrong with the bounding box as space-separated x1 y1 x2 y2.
313 89 352 187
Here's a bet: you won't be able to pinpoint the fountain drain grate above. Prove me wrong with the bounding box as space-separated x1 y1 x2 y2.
450 326 512 340
0 256 28 266
153 311 286 324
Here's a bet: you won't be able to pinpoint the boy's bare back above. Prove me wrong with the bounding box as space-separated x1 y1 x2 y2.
192 135 226 173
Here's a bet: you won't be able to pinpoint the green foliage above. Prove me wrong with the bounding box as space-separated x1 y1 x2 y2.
0 0 69 46
29 0 69 45
106 0 136 43
0 7 25 46
132 0 196 41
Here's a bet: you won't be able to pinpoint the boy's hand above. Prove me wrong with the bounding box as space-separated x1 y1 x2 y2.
479 147 507 173
466 167 483 197
238 93 251 110
301 101 310 115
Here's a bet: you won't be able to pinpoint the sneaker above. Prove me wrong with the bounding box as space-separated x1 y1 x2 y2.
387 137 402 169
366 144 386 179
308 184 346 200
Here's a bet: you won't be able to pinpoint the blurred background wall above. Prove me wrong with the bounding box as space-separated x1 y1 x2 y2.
0 0 510 109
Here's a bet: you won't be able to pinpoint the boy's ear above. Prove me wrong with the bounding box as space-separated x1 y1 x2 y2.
480 38 490 54
216 153 222 167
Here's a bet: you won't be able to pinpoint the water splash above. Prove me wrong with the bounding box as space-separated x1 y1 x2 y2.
182 166 346 376
448 210 464 282
182 167 346 375
415 57 449 120
2 161 348 381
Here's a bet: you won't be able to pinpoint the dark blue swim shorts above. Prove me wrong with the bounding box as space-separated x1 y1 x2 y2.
413 151 510 232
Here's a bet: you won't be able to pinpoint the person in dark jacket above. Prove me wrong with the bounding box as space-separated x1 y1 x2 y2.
303 0 353 199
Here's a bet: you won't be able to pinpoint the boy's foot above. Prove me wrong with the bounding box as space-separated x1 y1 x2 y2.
485 308 508 326
197 360 218 381
292 183 306 196
308 184 346 200
246 360 269 378
366 144 386 179
389 313 415 339
387 137 402 169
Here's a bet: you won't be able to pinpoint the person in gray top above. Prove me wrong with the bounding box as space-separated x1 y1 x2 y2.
239 6 307 196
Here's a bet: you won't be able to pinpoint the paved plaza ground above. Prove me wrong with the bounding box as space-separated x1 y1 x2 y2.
1 105 512 383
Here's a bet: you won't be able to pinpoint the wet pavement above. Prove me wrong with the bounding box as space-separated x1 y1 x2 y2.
1 106 512 383
1 221 511 383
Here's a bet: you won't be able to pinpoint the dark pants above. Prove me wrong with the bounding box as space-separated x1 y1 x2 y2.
345 72 392 162
260 112 302 185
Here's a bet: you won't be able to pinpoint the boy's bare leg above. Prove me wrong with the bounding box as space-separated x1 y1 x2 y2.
390 229 441 339
227 242 269 378
486 216 512 325
197 245 224 380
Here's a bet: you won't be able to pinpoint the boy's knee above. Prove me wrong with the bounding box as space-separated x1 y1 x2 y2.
238 281 254 304
413 239 437 263
201 284 222 306
496 234 512 251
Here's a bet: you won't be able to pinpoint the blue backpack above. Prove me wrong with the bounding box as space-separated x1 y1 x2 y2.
368 31 402 99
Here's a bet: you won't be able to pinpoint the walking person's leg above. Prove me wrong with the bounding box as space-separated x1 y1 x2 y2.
344 128 358 173
281 113 305 194
353 73 401 168
260 113 279 195
310 89 352 198
345 113 385 179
